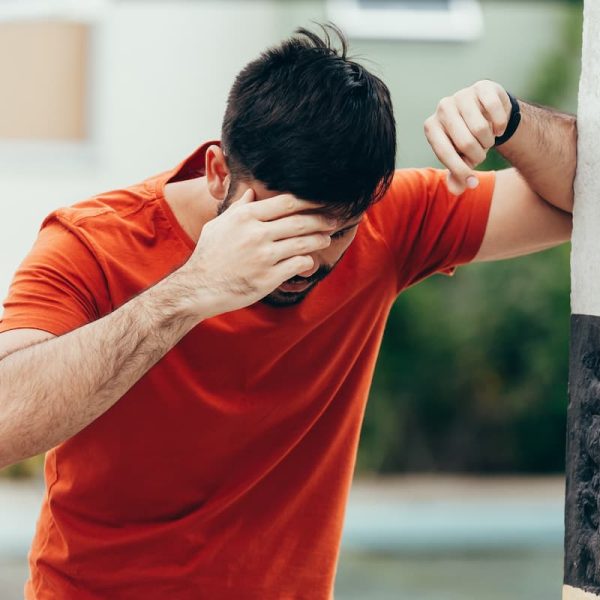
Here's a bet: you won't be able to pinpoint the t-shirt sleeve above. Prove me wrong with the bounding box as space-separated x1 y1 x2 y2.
369 168 495 292
0 215 110 336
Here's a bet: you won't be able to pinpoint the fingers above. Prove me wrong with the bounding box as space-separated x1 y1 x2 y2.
246 194 325 221
272 255 315 285
238 188 255 204
455 91 496 150
437 98 487 167
424 116 474 187
270 233 332 263
475 82 511 137
446 172 474 197
267 213 337 241
425 80 512 195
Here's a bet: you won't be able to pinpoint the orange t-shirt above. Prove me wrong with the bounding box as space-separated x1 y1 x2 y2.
1 142 495 599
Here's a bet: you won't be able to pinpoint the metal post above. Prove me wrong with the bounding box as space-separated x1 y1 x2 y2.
564 1 600 598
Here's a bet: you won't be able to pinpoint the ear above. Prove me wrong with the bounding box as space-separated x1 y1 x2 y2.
205 145 230 200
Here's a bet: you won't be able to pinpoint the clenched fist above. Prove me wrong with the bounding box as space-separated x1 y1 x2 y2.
424 80 513 195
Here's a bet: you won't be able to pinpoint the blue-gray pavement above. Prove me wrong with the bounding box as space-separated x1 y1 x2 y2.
0 476 566 600
0 479 44 560
342 479 564 553
0 479 44 600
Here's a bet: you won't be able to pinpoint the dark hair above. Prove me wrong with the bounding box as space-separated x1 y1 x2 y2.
221 23 396 219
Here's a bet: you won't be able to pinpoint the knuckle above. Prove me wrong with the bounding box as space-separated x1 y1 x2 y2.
474 149 487 165
296 220 308 235
474 123 490 139
248 226 264 245
296 237 309 253
466 140 481 156
257 245 273 264
482 95 502 116
456 88 472 100
437 97 450 113
489 98 503 114
457 136 476 155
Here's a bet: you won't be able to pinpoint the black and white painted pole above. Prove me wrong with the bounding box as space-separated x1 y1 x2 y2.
564 2 600 599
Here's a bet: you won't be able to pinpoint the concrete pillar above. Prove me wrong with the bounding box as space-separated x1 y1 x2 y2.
564 1 600 598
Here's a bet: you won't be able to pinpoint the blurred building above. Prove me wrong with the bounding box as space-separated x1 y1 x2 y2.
0 0 574 295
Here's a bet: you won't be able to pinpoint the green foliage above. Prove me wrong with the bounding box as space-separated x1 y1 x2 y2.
359 248 570 473
0 455 44 479
358 2 582 474
527 4 583 109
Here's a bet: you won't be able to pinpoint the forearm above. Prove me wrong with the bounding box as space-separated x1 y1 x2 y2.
0 188 333 469
0 268 206 468
499 100 577 213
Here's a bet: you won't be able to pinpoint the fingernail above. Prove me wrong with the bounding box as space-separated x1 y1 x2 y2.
467 176 479 189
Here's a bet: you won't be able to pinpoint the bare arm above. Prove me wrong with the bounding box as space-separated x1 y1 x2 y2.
425 80 577 211
424 80 575 261
0 191 335 469
0 271 203 468
498 100 576 213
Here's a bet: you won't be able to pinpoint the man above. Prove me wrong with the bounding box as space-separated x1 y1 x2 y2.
0 25 573 599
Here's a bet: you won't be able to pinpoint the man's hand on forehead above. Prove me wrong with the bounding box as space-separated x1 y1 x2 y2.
179 189 339 317
247 193 330 222
247 192 362 235
246 192 344 239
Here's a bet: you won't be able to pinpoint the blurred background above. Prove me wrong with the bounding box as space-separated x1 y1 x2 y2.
0 0 583 598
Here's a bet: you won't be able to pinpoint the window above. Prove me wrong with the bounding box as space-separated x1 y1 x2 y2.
326 0 483 42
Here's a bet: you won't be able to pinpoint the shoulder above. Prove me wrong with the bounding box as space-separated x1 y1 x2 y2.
45 177 157 228
367 168 496 228
365 168 444 235
39 174 168 253
369 168 446 212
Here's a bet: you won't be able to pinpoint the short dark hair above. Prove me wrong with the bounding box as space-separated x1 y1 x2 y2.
221 23 396 220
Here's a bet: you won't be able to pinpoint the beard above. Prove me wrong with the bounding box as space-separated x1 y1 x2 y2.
260 264 334 307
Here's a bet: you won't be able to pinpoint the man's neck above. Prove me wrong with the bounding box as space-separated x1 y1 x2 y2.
163 176 219 244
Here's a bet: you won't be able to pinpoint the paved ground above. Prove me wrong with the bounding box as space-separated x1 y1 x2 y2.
0 478 44 600
0 475 566 599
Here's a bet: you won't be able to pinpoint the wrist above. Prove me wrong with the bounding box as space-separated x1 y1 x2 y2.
495 92 522 147
148 267 217 327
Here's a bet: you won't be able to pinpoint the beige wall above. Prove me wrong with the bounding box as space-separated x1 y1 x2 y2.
0 21 87 140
